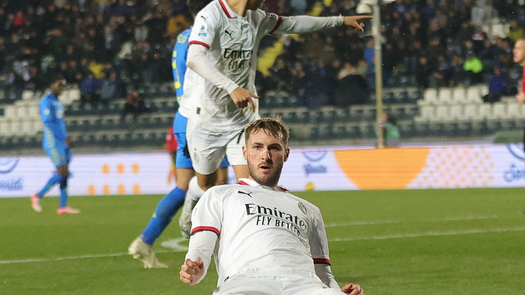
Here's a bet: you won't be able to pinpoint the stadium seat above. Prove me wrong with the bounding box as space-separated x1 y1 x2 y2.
479 84 489 97
28 105 39 119
362 123 376 138
348 124 361 138
349 108 364 122
437 88 453 104
457 122 473 137
489 103 506 119
334 125 348 139
283 111 299 124
0 121 9 136
363 107 376 121
472 121 489 136
415 105 434 122
21 121 33 135
478 104 491 119
448 105 463 121
507 102 522 118
314 111 326 123
434 105 449 121
4 106 16 119
488 120 502 133
309 126 320 141
420 88 438 105
451 87 466 104
68 119 80 131
321 125 335 139
466 86 482 103
300 111 311 124
463 104 479 120
502 119 518 130
33 120 42 133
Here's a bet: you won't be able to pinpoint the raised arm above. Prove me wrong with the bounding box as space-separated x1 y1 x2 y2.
272 15 372 35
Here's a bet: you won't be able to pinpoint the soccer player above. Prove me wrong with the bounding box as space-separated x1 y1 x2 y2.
181 0 371 228
127 0 230 269
513 39 525 153
180 117 365 295
31 77 80 215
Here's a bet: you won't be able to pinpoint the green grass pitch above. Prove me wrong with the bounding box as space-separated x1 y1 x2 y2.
1 188 524 295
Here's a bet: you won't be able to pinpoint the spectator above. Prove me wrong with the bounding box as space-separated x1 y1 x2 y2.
100 70 126 108
380 111 400 148
507 19 524 43
121 89 147 123
463 51 484 85
80 72 101 107
483 68 509 103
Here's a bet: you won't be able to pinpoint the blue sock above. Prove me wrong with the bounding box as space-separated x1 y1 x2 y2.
141 187 186 245
59 175 68 208
37 173 62 198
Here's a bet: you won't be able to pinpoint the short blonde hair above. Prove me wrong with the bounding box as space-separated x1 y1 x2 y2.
244 117 289 147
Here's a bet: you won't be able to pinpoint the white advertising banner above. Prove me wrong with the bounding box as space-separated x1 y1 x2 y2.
1 143 524 198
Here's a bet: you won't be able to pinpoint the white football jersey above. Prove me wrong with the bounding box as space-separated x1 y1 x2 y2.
188 0 282 132
190 178 332 285
178 68 204 121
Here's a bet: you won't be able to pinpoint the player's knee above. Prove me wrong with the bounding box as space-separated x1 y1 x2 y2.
59 175 68 189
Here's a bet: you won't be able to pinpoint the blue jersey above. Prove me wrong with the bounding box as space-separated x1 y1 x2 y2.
172 27 192 102
40 93 68 149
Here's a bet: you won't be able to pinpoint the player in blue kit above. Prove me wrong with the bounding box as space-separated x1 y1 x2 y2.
31 77 80 215
128 0 229 269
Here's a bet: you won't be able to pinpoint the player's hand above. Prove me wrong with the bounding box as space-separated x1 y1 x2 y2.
516 92 525 104
230 87 259 111
64 137 74 148
343 15 372 31
341 283 365 295
180 257 204 286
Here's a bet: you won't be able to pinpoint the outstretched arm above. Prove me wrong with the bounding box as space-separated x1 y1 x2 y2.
273 15 372 34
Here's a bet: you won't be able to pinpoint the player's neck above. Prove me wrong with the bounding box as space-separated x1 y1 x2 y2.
225 0 247 16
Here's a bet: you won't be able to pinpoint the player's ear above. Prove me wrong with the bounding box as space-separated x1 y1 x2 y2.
284 148 290 162
242 145 247 160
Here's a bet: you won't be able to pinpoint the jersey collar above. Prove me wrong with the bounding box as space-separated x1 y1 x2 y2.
237 178 288 192
218 0 238 18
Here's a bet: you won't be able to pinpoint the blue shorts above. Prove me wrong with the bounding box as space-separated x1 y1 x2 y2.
173 112 229 169
45 143 72 167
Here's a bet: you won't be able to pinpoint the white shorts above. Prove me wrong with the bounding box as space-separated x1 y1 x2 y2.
187 120 246 175
213 269 345 295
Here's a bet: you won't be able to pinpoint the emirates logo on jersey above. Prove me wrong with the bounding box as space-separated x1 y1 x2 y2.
245 203 309 236
223 48 252 71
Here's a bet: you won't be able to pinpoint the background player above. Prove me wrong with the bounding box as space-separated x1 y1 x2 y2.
127 0 229 269
180 117 365 295
31 77 80 215
513 39 525 153
180 0 371 233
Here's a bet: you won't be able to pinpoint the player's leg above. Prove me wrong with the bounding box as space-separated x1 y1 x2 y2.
31 147 65 212
129 113 194 267
225 130 248 181
212 277 281 295
56 147 79 215
216 156 230 185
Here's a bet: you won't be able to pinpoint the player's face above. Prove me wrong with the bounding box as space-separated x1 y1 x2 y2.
513 40 525 65
50 79 66 96
243 129 289 187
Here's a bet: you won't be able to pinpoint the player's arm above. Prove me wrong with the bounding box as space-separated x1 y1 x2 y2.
269 15 371 35
173 31 190 100
517 77 525 104
187 11 258 110
180 189 223 286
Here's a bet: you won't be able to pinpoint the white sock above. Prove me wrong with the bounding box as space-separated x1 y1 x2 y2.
187 176 205 203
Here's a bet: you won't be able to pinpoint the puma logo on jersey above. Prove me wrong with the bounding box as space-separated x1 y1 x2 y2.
224 29 233 39
238 190 253 197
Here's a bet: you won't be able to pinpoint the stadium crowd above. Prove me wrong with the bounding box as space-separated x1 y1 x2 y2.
0 0 523 109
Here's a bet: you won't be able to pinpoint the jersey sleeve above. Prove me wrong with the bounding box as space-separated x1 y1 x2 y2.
190 187 224 236
308 206 331 265
188 11 218 49
256 10 282 35
173 30 190 99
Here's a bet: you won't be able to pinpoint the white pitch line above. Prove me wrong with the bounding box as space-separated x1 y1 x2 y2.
324 215 500 228
2 222 523 265
328 225 525 242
